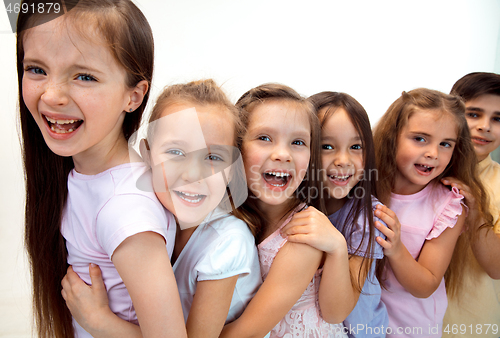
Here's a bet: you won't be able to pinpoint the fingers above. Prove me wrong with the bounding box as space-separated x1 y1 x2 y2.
374 220 393 238
89 263 106 292
281 224 312 237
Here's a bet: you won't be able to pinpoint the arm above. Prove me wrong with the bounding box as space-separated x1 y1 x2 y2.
186 276 238 337
61 264 143 338
112 231 187 338
442 177 500 279
280 206 354 323
375 204 465 298
220 241 323 338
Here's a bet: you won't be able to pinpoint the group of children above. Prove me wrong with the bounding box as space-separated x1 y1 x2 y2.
16 1 500 338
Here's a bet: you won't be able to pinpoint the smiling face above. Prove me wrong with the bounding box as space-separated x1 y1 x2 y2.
242 100 311 209
320 108 365 205
22 17 137 172
464 94 500 161
394 109 458 195
148 103 235 229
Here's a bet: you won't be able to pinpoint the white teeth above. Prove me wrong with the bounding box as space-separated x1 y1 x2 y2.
45 116 80 125
330 174 350 180
266 171 290 177
176 191 204 203
50 125 73 134
268 182 286 187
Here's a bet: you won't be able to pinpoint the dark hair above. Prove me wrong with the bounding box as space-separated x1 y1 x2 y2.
451 72 500 102
17 1 154 337
308 91 385 291
235 83 322 242
373 88 492 296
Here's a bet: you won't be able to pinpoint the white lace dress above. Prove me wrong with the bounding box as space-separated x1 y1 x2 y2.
258 205 348 338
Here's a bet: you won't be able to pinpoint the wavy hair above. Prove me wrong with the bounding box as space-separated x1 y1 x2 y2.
373 88 492 296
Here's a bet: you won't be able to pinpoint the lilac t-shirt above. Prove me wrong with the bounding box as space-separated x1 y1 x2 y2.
61 163 176 337
328 197 388 338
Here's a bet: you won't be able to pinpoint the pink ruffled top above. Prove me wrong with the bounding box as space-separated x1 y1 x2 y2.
381 182 465 338
258 204 347 338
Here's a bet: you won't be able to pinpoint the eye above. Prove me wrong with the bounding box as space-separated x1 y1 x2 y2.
24 66 46 75
351 144 362 150
322 144 333 150
493 116 500 123
466 112 479 119
76 73 97 82
440 141 453 148
292 139 306 146
257 135 271 142
413 136 425 143
206 154 224 162
166 149 184 157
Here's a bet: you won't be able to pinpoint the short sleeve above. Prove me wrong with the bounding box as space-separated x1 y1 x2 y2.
196 229 257 281
426 187 465 240
96 194 170 257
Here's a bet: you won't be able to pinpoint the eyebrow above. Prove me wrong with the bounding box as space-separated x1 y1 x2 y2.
466 106 500 115
321 135 361 142
22 58 104 75
207 145 231 156
408 131 457 143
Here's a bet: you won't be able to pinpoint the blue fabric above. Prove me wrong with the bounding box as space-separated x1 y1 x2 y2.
328 197 389 338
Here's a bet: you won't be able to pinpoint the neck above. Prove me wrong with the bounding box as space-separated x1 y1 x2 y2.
325 197 347 215
72 134 130 175
257 199 295 236
172 223 198 264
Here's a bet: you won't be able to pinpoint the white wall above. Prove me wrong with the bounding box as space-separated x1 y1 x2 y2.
1 0 499 336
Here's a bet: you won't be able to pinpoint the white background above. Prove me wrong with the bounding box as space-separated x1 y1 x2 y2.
1 0 499 336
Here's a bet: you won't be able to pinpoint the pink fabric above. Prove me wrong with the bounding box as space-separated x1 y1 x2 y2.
381 182 464 338
61 163 175 337
258 204 347 338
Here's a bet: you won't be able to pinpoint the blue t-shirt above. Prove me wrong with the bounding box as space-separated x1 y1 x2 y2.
328 197 388 338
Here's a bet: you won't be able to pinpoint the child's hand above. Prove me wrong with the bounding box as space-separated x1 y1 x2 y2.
374 204 403 257
281 206 347 255
61 264 111 333
441 177 475 208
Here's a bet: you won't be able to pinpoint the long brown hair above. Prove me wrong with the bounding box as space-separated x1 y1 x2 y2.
235 83 322 243
373 88 492 295
17 1 154 336
308 91 385 291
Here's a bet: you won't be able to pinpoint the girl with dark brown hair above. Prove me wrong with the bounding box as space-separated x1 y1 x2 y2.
17 1 185 336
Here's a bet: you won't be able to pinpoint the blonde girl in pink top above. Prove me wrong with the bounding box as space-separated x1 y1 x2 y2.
372 88 489 337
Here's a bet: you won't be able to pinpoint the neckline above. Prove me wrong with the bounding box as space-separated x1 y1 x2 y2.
391 180 435 200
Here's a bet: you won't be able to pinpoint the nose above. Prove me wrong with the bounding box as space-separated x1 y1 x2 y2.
425 145 438 159
40 79 69 107
333 150 351 167
181 155 204 182
270 143 292 162
477 116 491 132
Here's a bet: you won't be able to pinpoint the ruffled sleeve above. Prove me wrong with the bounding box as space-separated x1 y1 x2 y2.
196 227 257 281
426 186 466 240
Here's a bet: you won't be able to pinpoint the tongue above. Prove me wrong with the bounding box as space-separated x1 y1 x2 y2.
264 174 286 185
415 164 430 172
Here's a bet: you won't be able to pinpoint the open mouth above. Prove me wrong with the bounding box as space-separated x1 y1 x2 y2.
174 190 206 204
415 164 434 174
328 174 352 185
44 115 83 134
263 171 291 188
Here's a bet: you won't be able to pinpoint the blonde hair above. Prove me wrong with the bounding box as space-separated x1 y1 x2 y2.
373 88 493 296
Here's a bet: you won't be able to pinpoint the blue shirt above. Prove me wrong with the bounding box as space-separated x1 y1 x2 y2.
328 197 389 338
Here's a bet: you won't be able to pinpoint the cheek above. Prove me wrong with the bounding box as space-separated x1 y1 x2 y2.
154 191 175 214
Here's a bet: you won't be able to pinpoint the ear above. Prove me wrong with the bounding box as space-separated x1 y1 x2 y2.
139 138 151 166
126 80 149 113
